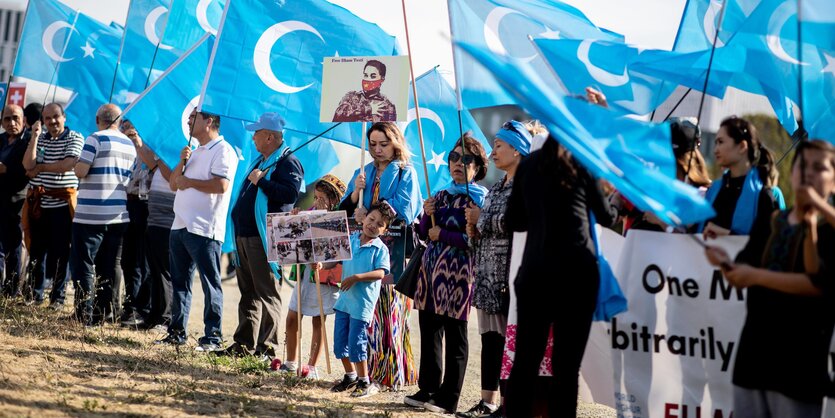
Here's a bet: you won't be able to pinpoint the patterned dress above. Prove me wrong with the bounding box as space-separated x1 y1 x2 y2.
414 190 475 321
367 179 418 389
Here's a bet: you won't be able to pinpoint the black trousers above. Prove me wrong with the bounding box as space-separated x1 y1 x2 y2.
418 310 469 410
0 199 23 296
121 198 149 315
144 226 172 326
481 331 505 392
505 275 598 418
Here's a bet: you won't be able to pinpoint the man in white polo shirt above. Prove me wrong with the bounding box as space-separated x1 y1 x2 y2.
71 104 137 326
157 109 237 352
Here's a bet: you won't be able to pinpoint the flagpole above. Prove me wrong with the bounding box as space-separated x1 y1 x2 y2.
662 88 692 120
358 121 366 210
795 0 807 183
197 0 232 112
43 10 80 107
694 0 726 127
401 0 434 206
109 0 133 103
445 0 471 198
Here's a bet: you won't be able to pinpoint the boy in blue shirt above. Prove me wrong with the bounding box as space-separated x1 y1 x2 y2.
320 201 394 397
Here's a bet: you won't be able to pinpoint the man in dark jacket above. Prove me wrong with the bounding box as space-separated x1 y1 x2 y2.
0 104 34 297
222 112 304 358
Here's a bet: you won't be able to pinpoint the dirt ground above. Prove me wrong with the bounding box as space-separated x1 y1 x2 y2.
0 272 616 417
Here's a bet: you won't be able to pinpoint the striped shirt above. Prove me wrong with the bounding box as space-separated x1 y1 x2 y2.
73 129 136 225
29 128 85 208
147 169 176 229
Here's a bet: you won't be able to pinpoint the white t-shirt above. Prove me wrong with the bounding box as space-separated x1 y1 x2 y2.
171 136 238 242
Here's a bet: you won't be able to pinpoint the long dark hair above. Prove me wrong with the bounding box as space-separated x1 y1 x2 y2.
719 116 777 187
539 135 579 189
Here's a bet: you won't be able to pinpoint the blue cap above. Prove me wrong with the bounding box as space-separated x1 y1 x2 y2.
245 112 286 132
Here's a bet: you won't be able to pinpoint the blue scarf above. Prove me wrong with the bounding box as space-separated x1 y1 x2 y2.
441 182 488 207
590 212 627 322
228 145 291 278
342 160 423 224
699 169 785 235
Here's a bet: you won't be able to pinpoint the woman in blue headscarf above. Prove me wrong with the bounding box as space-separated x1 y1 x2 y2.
339 121 423 389
405 133 489 414
699 116 785 238
455 120 531 417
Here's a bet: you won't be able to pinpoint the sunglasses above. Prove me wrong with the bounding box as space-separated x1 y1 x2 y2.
448 151 475 165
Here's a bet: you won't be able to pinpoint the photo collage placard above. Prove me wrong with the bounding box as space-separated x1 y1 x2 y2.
266 211 352 266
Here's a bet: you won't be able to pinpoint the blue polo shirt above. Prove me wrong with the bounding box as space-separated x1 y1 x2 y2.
333 232 390 322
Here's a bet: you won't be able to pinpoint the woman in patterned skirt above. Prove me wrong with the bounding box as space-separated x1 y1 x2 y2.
340 122 423 389
405 134 489 414
457 120 532 418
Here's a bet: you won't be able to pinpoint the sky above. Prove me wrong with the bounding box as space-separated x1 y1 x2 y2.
11 0 687 84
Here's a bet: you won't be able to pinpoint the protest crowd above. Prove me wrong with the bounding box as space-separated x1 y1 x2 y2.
0 0 834 417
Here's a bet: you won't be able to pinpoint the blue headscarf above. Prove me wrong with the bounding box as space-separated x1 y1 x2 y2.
442 182 488 207
494 120 532 156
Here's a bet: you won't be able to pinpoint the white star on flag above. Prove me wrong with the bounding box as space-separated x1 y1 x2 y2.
427 150 448 171
822 52 835 77
81 41 96 58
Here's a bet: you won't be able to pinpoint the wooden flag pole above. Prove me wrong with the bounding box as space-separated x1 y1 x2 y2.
358 121 367 210
296 269 303 376
401 0 435 224
313 269 332 374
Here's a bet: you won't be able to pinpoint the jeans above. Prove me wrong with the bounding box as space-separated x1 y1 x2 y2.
0 199 23 296
145 226 172 326
28 205 72 303
70 222 128 322
333 309 370 363
168 228 223 345
120 198 149 316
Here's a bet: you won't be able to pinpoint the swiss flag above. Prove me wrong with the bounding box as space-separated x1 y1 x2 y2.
6 83 26 107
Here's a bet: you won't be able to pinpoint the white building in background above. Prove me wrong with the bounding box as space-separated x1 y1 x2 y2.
0 0 24 83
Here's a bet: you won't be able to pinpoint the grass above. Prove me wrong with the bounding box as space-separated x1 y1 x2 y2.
0 297 409 418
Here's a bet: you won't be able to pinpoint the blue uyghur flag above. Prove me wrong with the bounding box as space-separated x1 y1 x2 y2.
13 0 76 84
799 0 835 143
532 38 678 115
448 0 623 110
14 2 124 109
159 0 224 53
405 68 492 198
124 35 217 170
724 0 832 136
116 0 179 99
671 0 753 53
200 0 398 148
455 40 716 226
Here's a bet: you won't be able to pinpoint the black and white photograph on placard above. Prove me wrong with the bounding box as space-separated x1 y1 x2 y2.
313 235 352 263
309 211 350 239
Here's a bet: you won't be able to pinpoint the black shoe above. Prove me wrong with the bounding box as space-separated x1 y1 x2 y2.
216 343 251 357
455 400 499 418
330 375 358 392
120 311 145 327
404 390 434 408
155 333 186 346
424 395 456 414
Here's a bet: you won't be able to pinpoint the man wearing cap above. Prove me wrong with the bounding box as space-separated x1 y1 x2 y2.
220 112 303 358
157 109 238 351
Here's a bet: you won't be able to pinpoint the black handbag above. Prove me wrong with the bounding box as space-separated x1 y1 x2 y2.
394 242 424 299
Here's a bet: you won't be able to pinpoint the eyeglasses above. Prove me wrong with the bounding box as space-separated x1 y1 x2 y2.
448 151 475 165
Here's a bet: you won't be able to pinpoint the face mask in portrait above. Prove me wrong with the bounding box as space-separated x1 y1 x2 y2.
362 79 383 92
